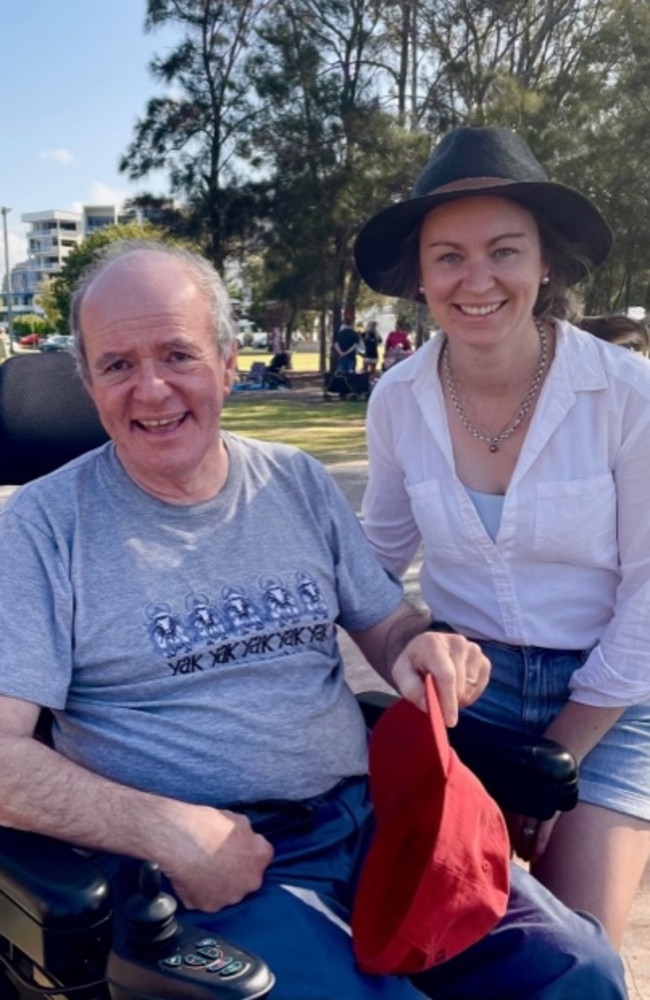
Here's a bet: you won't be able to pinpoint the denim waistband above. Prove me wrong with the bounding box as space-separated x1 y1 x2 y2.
228 775 367 839
428 620 587 656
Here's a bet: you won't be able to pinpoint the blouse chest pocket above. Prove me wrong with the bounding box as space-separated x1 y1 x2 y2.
533 474 618 568
405 478 463 561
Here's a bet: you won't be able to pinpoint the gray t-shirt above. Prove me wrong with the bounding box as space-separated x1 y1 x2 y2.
0 433 402 805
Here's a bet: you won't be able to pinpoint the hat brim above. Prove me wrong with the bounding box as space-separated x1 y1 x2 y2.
354 181 613 300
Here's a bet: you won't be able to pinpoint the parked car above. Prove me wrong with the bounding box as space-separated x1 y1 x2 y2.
235 330 270 349
251 331 270 350
39 334 74 353
18 333 43 347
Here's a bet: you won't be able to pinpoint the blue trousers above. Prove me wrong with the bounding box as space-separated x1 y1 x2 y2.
101 777 627 999
336 354 357 373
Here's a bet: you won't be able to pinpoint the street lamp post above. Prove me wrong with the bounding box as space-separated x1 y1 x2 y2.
1 206 15 355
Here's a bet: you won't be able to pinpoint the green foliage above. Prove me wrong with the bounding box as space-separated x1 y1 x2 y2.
119 0 267 267
52 220 190 332
122 0 650 321
12 315 49 337
34 277 63 332
223 391 368 464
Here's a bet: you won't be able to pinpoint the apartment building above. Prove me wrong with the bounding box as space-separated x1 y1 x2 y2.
1 205 130 317
82 204 137 235
1 201 174 319
21 209 83 292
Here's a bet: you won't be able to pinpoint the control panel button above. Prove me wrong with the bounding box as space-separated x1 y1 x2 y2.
183 954 210 967
160 954 182 968
196 945 222 960
206 957 232 973
219 959 248 978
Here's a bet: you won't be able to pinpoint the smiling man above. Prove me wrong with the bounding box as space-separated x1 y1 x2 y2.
73 247 238 503
0 241 628 999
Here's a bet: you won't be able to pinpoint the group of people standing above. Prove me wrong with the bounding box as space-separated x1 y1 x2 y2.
332 316 414 377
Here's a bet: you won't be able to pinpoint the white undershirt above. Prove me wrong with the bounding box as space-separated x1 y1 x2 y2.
464 486 505 541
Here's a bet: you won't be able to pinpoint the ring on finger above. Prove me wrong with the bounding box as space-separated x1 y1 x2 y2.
522 825 537 837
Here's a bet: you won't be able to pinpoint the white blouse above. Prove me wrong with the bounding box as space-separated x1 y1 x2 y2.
363 321 650 708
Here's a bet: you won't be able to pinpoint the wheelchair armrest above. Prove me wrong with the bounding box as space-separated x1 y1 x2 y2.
356 691 578 821
449 713 578 820
0 827 112 984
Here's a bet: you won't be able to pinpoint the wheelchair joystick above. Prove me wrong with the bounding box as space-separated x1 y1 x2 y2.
106 861 275 999
122 862 181 951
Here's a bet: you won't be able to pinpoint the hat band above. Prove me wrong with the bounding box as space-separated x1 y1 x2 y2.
423 176 519 197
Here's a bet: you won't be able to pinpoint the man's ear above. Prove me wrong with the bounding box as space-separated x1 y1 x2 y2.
224 342 239 393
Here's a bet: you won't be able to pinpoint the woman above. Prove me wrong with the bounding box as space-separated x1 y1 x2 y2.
383 319 414 370
362 319 382 374
354 125 650 948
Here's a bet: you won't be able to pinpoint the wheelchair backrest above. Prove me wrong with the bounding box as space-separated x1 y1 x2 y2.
0 351 109 486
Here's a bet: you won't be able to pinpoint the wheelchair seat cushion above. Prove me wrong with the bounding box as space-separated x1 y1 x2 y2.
352 675 510 975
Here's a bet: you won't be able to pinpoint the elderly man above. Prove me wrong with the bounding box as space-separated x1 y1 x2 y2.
0 242 627 999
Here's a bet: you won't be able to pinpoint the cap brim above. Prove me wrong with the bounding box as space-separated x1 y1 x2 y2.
352 678 510 975
354 181 613 299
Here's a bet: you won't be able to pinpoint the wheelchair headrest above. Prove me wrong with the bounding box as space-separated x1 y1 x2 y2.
0 352 109 486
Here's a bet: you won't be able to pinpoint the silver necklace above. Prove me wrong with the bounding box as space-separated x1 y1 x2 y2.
442 319 549 453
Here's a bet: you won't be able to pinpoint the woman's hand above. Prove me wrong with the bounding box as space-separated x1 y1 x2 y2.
391 631 491 726
507 810 561 863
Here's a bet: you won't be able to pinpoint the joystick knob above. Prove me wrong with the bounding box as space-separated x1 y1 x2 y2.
122 861 180 953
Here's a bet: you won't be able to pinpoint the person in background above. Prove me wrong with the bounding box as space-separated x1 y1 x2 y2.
362 320 382 375
383 319 414 370
580 314 649 355
355 124 650 949
332 312 360 373
0 241 627 1000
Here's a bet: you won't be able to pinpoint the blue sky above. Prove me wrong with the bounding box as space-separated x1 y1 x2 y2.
1 1 180 273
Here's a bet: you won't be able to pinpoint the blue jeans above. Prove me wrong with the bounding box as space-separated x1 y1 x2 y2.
463 639 650 821
336 354 356 374
98 777 627 999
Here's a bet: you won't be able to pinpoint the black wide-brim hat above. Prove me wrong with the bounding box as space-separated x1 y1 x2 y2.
354 126 613 300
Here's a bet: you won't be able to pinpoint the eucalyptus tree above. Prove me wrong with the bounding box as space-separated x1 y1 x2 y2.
248 0 431 345
573 0 650 312
392 0 609 130
119 0 272 268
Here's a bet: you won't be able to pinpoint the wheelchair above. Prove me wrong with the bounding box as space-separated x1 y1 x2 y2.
0 352 579 999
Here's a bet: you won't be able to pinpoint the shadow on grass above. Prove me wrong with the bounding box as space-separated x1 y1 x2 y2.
222 393 368 464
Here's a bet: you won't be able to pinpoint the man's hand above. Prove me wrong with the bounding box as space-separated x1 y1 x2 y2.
159 804 274 912
391 631 490 726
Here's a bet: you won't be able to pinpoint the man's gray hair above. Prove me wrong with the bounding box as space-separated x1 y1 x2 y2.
70 240 237 377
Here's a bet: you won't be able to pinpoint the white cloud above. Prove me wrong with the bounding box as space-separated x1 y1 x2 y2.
39 148 75 166
83 181 130 210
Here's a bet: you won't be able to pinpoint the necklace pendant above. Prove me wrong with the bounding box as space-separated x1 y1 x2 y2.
489 443 499 453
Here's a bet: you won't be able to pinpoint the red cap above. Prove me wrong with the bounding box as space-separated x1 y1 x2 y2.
352 675 510 975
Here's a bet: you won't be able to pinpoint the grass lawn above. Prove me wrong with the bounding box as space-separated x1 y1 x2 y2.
236 347 324 372
222 376 369 464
